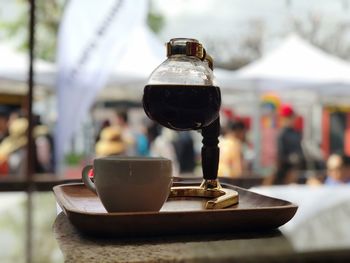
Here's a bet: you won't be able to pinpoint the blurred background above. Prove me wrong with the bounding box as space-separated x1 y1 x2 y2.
1 0 350 262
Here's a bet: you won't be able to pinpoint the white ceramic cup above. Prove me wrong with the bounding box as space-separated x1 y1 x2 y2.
82 156 172 212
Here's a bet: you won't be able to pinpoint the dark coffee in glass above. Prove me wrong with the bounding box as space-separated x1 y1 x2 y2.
143 84 221 131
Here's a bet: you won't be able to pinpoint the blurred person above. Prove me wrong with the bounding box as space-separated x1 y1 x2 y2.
149 127 179 176
274 104 304 184
0 118 27 175
134 123 149 156
115 109 136 155
95 119 111 143
33 115 55 173
172 131 196 175
325 154 350 185
218 120 247 178
0 106 10 174
95 126 125 157
0 106 11 143
0 117 54 176
146 121 161 146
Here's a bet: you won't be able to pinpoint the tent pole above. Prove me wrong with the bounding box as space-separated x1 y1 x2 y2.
26 0 36 263
27 0 35 181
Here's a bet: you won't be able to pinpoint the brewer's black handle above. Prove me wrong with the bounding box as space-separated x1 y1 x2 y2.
201 117 220 180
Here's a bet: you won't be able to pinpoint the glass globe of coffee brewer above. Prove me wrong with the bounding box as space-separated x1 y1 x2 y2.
143 38 238 209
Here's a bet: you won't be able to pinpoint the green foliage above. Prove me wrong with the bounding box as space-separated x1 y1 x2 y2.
64 152 85 166
0 0 163 62
147 0 164 34
0 0 66 62
147 12 164 34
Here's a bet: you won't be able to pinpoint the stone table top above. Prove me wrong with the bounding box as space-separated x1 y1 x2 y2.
54 212 294 263
53 185 350 262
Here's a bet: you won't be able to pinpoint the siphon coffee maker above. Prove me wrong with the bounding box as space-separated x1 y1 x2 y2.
143 38 238 209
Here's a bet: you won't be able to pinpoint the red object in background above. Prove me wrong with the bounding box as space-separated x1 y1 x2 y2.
344 113 350 156
279 104 294 117
261 127 278 167
294 116 304 133
0 161 9 176
222 108 235 121
240 117 251 130
221 107 251 130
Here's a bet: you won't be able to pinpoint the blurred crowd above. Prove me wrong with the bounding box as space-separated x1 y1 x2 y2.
1 103 350 186
0 106 54 176
261 103 349 186
94 109 197 176
94 109 255 178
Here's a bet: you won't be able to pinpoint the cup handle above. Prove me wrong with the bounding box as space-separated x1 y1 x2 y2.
82 165 97 194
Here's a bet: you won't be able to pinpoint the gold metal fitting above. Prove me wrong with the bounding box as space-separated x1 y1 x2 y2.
166 38 214 70
200 179 221 189
170 179 239 209
166 38 204 59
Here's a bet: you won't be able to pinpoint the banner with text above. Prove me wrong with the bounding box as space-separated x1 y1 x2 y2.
55 0 148 169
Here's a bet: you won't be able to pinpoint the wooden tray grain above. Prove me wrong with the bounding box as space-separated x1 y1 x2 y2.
53 183 297 237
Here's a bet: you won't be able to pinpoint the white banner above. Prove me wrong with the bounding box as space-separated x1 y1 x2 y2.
55 0 148 169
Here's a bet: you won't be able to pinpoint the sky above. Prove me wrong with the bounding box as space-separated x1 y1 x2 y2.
1 0 350 52
1 0 350 62
153 0 350 53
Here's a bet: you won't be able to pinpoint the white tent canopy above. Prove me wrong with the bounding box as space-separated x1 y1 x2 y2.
0 42 56 90
220 34 350 94
0 26 162 99
111 25 164 84
96 25 164 101
0 31 238 100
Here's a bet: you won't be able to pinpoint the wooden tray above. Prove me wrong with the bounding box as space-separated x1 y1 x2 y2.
53 182 297 237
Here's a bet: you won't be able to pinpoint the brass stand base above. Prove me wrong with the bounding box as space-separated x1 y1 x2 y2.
170 179 239 209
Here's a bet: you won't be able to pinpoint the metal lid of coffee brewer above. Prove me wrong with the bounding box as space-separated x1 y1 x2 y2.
166 38 204 59
166 38 213 69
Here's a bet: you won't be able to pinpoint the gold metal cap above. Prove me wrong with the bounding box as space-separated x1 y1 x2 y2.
166 38 204 59
166 38 214 69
